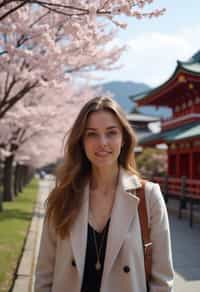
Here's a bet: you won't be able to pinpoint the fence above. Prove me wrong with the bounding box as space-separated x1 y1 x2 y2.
154 176 200 227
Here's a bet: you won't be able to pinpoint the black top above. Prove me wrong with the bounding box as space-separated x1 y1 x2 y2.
81 219 110 292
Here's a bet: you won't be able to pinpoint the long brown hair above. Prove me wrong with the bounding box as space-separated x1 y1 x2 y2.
46 96 138 238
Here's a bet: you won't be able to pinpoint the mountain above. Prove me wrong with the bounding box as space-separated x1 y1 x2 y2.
95 81 172 118
96 81 149 112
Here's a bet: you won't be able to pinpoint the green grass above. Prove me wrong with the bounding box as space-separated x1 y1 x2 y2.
0 178 38 292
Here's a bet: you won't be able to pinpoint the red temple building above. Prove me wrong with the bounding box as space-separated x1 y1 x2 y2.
130 51 200 180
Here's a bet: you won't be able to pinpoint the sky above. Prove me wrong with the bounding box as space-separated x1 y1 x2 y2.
93 0 200 88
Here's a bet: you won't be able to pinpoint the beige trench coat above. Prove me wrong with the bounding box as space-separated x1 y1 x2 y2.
35 168 174 292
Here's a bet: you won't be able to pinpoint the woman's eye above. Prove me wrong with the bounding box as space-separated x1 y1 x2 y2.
107 131 117 136
86 132 97 137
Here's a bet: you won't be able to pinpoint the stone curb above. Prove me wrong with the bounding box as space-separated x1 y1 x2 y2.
12 180 51 292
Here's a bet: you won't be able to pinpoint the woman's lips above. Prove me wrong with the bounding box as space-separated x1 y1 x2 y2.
95 151 111 157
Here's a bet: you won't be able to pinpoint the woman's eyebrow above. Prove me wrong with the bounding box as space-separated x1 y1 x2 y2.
85 126 118 131
106 126 118 129
85 127 97 131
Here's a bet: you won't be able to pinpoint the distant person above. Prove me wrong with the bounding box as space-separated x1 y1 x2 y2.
39 171 46 180
35 96 174 292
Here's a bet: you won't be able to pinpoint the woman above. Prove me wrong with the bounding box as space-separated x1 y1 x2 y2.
35 96 174 292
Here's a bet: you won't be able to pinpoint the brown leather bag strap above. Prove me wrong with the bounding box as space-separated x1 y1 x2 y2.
136 180 152 285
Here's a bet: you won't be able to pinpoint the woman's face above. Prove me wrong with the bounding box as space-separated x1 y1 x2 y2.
83 110 123 169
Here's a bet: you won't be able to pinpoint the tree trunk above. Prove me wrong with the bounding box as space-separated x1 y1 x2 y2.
18 164 23 193
0 191 3 211
24 165 33 185
3 155 14 201
0 161 3 211
21 165 26 190
17 164 26 192
14 163 20 196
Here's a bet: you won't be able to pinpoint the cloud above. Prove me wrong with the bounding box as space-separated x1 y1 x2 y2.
124 25 200 85
92 25 200 87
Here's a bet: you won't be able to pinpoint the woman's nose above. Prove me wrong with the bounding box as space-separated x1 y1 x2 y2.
99 135 108 146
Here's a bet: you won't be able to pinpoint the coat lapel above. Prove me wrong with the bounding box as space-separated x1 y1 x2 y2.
69 168 141 287
101 168 141 286
70 183 89 284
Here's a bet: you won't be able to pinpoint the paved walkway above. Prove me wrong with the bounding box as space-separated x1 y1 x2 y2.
169 213 200 292
12 179 200 291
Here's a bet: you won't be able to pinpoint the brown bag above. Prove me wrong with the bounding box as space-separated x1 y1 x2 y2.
130 180 152 288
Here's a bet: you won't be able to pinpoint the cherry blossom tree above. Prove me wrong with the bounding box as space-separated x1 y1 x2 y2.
136 147 167 178
0 0 165 121
0 2 126 119
0 82 98 205
0 1 165 22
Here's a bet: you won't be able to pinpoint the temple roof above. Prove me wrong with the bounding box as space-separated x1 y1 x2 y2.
127 110 160 143
139 121 200 146
178 50 200 73
130 50 200 106
127 112 159 122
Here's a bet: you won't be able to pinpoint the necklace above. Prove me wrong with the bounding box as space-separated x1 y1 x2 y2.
90 210 108 271
89 170 119 271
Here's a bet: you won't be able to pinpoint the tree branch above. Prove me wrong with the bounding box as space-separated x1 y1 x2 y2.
0 0 27 22
0 80 38 119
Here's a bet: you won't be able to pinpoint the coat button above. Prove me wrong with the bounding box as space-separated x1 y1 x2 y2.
71 259 76 267
123 265 130 273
